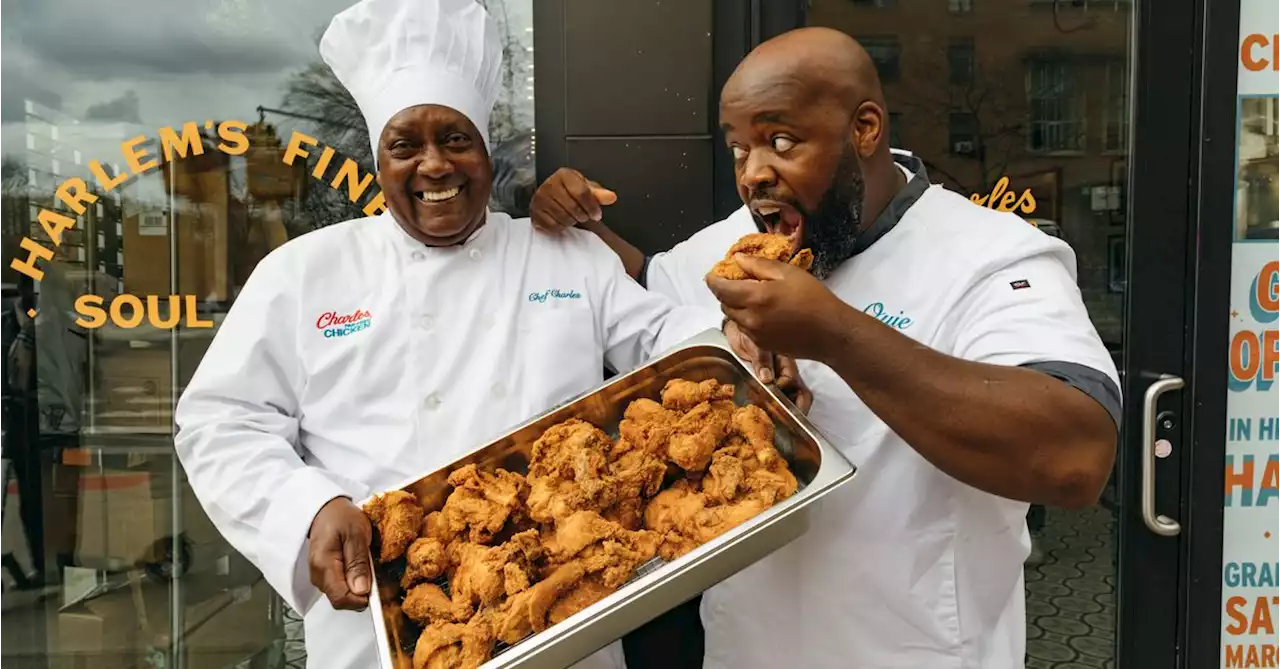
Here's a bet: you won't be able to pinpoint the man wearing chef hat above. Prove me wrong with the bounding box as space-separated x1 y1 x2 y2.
174 1 728 667
530 27 1119 669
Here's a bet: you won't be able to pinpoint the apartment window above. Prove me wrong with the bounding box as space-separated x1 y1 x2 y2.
949 112 978 155
888 112 903 148
26 133 36 150
862 38 901 82
1104 60 1129 152
51 159 61 176
1028 60 1085 152
949 0 973 12
948 39 975 84
27 168 37 188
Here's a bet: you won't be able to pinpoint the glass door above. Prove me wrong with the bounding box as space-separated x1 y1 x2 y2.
801 0 1203 666
1196 0 1277 667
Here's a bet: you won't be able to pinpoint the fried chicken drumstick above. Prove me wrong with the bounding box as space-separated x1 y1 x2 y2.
709 232 814 280
363 378 799 669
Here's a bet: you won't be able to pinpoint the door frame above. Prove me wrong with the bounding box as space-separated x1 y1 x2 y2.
1182 0 1244 666
1121 0 1235 667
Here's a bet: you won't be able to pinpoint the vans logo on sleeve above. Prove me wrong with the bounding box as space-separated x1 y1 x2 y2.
528 289 582 303
316 309 372 338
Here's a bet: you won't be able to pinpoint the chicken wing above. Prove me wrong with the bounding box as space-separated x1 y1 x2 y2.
364 490 425 563
709 232 814 280
660 379 735 412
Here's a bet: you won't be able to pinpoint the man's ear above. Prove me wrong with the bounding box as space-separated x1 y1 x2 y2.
852 101 885 159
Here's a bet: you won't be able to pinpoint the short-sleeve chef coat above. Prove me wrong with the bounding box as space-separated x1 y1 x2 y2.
175 211 721 669
642 154 1120 669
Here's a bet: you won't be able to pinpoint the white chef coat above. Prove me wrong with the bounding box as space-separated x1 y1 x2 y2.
175 211 721 669
642 156 1120 669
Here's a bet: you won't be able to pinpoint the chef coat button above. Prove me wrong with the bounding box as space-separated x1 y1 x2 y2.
411 250 425 261
491 383 506 399
422 393 441 410
480 313 494 330
419 314 435 331
469 248 482 261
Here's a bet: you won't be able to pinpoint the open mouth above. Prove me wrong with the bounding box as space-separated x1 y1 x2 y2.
750 200 805 253
415 185 464 204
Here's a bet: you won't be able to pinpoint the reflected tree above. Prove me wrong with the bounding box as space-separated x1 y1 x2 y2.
897 53 1028 195
276 2 536 225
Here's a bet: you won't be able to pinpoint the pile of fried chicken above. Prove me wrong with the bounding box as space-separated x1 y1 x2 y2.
362 378 799 669
708 232 814 280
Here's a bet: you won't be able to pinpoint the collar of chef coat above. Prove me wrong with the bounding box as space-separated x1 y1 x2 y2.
381 209 496 257
850 151 930 256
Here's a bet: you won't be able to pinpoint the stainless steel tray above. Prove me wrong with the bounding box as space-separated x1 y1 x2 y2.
363 329 857 669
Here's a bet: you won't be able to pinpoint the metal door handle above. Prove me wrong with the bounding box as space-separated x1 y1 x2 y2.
1141 374 1183 536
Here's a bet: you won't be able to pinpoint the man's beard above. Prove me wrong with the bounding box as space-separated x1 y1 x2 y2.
753 147 865 279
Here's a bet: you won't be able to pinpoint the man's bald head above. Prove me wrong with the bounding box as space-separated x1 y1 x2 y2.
718 28 902 278
726 27 886 116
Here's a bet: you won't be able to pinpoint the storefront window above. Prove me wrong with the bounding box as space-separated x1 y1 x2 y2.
808 0 1131 664
0 1 533 666
1220 1 1278 666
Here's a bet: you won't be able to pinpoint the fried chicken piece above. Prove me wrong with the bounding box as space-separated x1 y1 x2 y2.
667 401 733 472
542 511 661 588
432 464 527 545
660 379 736 412
709 232 814 280
602 448 667 529
449 529 543 620
525 419 618 524
526 472 616 525
701 453 746 505
617 398 679 457
548 575 616 625
363 490 425 563
493 562 588 645
403 582 453 625
528 419 612 480
644 481 785 561
412 613 496 669
402 537 451 589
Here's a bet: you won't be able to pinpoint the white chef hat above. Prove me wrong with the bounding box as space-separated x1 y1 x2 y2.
319 0 504 160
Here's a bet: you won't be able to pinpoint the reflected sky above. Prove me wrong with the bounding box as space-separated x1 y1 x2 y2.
1 0 533 172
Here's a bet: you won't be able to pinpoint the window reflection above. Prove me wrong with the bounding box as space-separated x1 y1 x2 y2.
1 1 534 667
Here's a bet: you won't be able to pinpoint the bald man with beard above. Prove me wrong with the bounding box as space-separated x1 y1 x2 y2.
532 28 1119 669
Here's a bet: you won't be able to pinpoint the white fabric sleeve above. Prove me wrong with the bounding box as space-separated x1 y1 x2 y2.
947 242 1121 424
576 232 723 373
645 207 756 308
174 248 351 616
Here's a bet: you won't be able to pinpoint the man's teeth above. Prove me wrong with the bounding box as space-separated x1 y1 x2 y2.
418 186 461 203
756 205 780 216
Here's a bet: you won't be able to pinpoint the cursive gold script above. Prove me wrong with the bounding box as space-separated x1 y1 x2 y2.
969 176 1037 215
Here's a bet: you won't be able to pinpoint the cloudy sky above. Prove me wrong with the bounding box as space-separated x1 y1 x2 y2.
1 0 533 189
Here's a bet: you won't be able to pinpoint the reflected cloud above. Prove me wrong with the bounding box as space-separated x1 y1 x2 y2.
85 91 143 124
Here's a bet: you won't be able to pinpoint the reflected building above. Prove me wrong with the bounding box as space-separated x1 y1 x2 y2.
810 0 1132 344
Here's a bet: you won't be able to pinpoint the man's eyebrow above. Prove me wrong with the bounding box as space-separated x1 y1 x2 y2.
754 111 793 125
